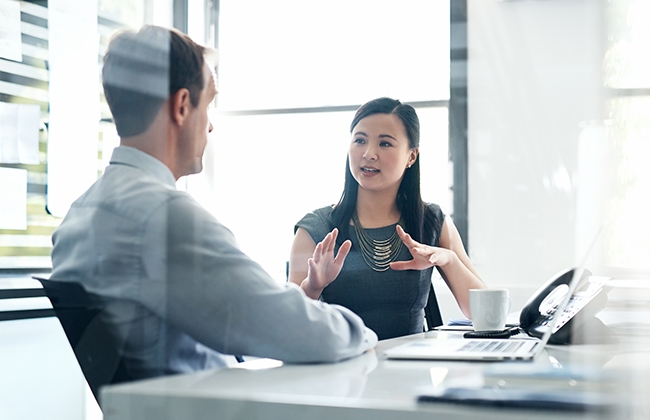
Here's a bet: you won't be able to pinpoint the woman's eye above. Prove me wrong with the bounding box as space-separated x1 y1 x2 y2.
353 138 365 144
380 141 392 147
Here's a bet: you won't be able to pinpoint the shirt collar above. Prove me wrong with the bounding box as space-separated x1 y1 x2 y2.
109 146 177 188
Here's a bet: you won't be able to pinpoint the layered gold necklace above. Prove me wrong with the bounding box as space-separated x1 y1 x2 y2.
352 212 403 272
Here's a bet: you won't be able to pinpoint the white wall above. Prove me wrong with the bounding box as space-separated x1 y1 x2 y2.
0 317 97 420
445 0 604 317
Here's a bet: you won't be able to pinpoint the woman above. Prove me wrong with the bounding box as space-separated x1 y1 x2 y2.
289 97 485 340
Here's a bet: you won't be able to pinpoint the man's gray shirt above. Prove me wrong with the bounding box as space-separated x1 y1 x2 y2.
50 146 377 379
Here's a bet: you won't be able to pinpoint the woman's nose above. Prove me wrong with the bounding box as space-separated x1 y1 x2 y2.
363 144 377 161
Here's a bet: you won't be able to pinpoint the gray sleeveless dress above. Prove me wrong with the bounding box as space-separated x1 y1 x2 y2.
295 204 444 340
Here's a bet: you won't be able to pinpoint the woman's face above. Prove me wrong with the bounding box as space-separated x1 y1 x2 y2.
349 113 418 195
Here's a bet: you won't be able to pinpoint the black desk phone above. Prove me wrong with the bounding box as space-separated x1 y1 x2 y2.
519 267 611 344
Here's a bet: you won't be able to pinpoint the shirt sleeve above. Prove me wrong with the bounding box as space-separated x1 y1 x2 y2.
294 207 333 244
426 203 446 247
140 194 377 363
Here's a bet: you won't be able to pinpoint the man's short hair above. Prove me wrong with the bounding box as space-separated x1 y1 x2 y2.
102 26 207 137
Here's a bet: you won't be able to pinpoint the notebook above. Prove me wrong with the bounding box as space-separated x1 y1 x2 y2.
384 224 605 362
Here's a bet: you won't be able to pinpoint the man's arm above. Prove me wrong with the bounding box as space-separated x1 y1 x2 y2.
141 195 377 363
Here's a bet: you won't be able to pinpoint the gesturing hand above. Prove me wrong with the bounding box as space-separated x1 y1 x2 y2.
390 225 454 271
304 228 352 296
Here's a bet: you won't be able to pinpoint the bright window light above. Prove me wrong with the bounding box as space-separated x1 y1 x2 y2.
217 0 450 110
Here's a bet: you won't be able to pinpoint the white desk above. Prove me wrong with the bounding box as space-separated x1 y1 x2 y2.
101 318 650 420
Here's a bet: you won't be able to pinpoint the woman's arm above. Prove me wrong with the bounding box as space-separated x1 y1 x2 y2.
436 217 486 317
389 217 486 318
288 227 316 287
289 227 351 300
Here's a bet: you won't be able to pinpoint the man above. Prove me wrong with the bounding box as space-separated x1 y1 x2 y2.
50 26 376 380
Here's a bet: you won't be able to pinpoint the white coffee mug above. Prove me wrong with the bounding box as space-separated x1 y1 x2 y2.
469 289 512 331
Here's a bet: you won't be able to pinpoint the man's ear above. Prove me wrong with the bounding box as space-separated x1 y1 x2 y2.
170 88 191 126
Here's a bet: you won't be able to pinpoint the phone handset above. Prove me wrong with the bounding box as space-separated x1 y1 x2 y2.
519 268 611 344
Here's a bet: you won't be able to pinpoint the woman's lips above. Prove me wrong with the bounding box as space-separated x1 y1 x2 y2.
361 167 380 176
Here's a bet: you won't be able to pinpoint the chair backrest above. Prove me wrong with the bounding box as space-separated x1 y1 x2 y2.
424 283 443 330
33 276 132 404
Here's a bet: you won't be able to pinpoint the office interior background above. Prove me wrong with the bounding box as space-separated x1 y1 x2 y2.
0 0 648 418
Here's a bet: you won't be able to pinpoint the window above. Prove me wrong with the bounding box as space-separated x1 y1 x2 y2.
210 0 452 281
601 0 650 274
0 1 176 270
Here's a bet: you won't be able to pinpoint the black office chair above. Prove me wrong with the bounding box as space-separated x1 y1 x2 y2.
424 284 443 330
33 276 132 404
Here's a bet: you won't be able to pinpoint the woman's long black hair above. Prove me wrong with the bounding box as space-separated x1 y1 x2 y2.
331 97 440 245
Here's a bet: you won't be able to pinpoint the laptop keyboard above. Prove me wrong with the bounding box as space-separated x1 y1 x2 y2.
459 339 527 353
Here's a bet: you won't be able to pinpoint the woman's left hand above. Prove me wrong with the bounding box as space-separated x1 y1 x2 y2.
390 225 455 271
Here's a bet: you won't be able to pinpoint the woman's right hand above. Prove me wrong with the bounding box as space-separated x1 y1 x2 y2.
301 228 352 299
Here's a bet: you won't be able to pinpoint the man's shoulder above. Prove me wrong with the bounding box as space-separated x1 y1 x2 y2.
71 167 191 223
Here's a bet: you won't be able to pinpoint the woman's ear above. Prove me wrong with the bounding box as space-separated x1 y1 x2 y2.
408 148 419 168
170 88 191 126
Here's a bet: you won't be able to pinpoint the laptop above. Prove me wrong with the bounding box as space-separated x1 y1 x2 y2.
383 300 563 362
384 224 605 362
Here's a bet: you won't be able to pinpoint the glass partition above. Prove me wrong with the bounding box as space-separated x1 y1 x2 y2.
3 1 649 418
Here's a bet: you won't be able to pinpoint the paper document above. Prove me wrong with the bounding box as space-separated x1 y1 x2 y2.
0 102 41 164
0 167 27 230
0 0 22 62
